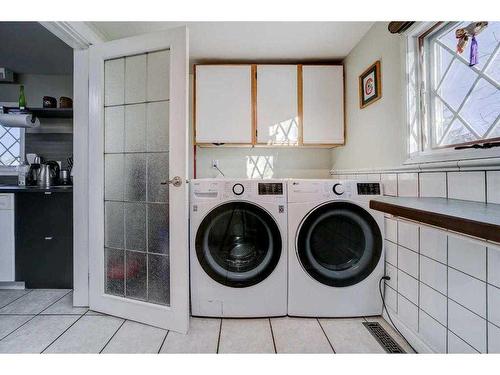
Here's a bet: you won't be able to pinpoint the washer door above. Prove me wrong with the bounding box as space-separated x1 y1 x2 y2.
297 202 382 287
195 202 282 288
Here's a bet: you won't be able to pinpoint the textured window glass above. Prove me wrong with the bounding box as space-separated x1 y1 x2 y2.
103 51 170 306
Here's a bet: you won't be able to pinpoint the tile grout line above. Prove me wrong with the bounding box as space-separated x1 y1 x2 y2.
216 319 222 354
268 318 277 354
157 330 169 354
99 318 127 353
449 330 480 353
38 290 73 314
446 234 449 353
316 318 336 354
41 310 89 353
0 289 35 310
486 244 489 353
0 290 72 342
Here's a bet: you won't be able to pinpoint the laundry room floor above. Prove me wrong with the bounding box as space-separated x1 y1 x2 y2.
0 289 414 353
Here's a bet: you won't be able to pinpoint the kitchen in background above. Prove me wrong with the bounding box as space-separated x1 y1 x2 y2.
0 22 73 184
0 21 74 289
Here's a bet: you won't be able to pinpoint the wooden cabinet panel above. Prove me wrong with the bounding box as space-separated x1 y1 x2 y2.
195 65 253 144
256 65 298 145
302 65 344 145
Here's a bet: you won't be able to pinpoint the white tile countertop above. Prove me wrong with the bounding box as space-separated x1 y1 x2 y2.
370 197 500 244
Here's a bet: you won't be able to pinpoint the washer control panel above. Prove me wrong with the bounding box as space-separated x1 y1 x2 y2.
258 182 283 196
332 183 345 196
357 183 381 195
232 183 245 196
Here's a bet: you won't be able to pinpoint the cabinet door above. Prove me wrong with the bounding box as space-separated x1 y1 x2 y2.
195 65 253 144
256 65 298 145
302 65 344 145
15 192 73 288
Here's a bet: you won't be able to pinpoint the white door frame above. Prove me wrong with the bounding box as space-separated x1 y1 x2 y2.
88 27 189 332
40 22 105 307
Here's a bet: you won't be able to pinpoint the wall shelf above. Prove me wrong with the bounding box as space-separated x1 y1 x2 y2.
2 107 73 119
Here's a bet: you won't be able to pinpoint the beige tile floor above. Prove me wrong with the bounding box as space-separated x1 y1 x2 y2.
0 289 414 354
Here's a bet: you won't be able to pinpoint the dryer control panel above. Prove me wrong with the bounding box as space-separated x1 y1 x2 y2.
288 179 383 203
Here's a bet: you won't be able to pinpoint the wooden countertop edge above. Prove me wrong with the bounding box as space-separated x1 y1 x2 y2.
369 199 500 244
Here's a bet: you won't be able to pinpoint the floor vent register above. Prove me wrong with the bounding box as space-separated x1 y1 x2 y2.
362 322 406 353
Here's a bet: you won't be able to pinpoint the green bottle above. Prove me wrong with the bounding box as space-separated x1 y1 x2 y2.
19 85 27 110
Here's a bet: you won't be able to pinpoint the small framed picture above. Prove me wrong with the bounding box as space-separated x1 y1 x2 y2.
359 60 381 108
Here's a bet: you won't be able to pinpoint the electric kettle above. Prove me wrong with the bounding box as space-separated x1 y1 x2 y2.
37 161 60 187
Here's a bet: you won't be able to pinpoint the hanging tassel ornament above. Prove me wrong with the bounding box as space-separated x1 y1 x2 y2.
469 36 479 66
455 21 488 66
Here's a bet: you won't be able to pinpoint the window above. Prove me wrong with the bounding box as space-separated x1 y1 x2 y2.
0 124 22 168
407 21 500 161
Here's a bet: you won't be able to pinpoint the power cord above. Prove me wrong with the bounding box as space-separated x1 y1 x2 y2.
379 276 417 353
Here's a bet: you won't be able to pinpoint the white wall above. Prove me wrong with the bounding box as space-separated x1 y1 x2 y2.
331 22 406 170
195 147 332 179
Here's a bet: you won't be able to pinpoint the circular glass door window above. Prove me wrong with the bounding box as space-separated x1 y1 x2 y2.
195 202 282 288
297 202 382 287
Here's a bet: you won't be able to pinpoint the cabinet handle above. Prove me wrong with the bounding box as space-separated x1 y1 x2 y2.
44 236 53 240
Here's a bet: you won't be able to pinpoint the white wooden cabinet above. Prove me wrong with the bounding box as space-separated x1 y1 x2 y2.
302 65 344 145
0 194 15 282
256 65 298 145
195 65 253 144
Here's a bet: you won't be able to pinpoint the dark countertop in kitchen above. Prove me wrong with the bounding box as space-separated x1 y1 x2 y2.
0 185 73 193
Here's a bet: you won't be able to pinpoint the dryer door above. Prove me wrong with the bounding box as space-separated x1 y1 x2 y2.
296 202 382 287
195 202 282 288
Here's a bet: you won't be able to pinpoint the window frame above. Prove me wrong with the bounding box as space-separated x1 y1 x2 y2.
404 22 500 165
0 101 26 176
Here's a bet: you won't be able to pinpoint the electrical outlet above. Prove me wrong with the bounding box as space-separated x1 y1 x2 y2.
212 160 219 168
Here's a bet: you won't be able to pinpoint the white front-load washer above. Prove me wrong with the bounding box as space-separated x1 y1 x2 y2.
288 179 384 317
190 178 287 317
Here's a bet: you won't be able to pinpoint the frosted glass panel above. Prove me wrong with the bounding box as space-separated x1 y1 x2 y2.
103 50 170 307
105 201 124 249
125 251 147 300
125 203 146 251
105 106 124 153
147 153 169 203
125 103 146 152
105 248 124 296
148 203 169 255
124 153 146 202
104 154 124 200
147 102 169 152
125 54 147 104
148 254 170 305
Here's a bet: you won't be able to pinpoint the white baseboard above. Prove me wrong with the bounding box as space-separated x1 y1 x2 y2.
0 281 26 290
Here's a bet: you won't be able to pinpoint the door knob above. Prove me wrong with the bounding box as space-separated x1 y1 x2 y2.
161 176 182 187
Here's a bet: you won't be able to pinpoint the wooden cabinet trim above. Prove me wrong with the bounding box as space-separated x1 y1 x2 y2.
251 64 257 145
297 64 304 146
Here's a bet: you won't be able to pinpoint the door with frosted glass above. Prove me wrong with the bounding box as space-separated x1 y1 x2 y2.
88 28 189 332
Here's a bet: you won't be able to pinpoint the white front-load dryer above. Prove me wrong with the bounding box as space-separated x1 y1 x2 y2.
288 179 384 317
190 179 287 317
